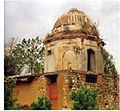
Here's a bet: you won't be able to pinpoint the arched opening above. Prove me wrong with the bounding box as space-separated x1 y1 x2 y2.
62 50 77 70
87 49 95 72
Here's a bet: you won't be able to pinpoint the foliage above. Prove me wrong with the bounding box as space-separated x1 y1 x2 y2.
4 37 22 76
4 37 45 76
70 85 98 110
4 78 21 110
4 53 23 76
12 37 45 74
30 96 52 110
102 48 118 75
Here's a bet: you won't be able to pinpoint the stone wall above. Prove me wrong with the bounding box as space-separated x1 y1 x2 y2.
56 70 119 110
99 74 119 110
13 75 47 108
13 71 119 110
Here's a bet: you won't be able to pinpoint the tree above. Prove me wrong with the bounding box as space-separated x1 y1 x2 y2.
4 37 45 76
4 52 23 76
30 96 52 110
12 37 45 74
102 48 118 75
4 78 21 110
4 37 18 55
4 37 22 76
70 85 98 110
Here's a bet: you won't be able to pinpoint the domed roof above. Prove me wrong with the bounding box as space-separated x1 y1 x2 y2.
52 8 99 37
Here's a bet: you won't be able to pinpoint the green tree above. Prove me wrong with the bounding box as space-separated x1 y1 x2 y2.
30 96 52 110
12 37 45 74
70 85 98 110
4 37 22 76
4 78 21 110
4 52 23 76
102 48 118 75
4 37 45 76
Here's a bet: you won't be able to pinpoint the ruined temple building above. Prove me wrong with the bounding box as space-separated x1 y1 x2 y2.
11 8 119 109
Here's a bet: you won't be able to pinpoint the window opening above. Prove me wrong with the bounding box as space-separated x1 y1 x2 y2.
86 74 97 83
87 49 95 72
47 50 52 56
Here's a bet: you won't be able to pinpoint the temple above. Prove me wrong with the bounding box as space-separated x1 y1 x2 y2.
11 8 119 110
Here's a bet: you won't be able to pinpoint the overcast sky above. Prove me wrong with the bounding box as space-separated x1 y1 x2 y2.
5 0 120 74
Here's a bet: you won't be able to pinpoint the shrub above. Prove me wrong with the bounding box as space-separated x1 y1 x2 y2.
4 78 21 110
30 96 52 110
70 85 98 110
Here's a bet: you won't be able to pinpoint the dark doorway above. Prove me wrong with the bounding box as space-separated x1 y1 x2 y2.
47 75 58 110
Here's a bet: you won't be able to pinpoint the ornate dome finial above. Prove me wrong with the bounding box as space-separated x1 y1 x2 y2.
69 8 79 12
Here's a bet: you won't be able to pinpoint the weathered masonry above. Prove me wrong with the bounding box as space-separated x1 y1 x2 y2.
12 8 119 110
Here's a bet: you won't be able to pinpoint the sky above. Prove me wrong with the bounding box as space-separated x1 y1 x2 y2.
5 0 120 74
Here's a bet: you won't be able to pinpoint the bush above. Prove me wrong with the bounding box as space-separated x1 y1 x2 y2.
70 85 98 110
4 78 21 110
30 96 52 110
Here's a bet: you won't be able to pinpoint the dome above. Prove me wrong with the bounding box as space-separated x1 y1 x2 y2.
52 8 99 37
